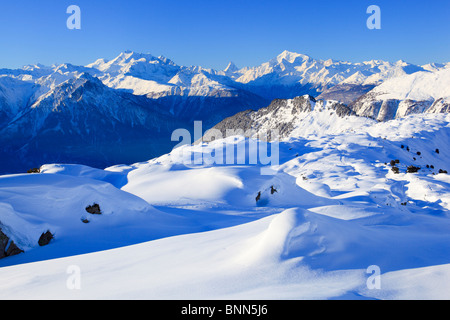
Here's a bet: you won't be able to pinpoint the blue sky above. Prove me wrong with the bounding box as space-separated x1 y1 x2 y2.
0 0 449 69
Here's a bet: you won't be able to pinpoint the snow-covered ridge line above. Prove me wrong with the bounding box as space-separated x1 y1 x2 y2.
3 50 449 101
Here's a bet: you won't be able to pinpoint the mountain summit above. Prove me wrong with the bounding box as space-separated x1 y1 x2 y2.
224 61 239 73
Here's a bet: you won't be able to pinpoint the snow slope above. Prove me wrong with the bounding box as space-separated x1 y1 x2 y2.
369 68 450 102
351 68 450 121
0 112 449 299
2 206 449 300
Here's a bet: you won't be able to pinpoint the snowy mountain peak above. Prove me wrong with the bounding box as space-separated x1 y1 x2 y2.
84 51 182 84
323 58 337 67
224 61 239 73
157 55 177 66
22 63 49 71
275 50 310 64
110 51 165 67
74 71 102 84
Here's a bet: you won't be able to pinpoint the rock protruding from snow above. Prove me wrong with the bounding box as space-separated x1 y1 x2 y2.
38 231 54 247
0 228 24 259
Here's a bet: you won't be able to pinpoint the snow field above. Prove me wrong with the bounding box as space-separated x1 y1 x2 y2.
0 113 449 299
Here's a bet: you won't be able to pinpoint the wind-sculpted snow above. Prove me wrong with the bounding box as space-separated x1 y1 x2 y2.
0 112 449 299
120 144 334 208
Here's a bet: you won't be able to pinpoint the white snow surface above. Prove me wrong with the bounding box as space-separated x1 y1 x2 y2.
369 67 450 102
0 113 450 300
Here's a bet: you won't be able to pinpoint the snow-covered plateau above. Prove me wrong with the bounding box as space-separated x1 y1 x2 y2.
0 109 449 300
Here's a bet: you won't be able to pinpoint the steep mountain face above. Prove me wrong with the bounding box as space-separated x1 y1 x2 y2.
351 67 450 121
0 76 36 127
0 73 187 174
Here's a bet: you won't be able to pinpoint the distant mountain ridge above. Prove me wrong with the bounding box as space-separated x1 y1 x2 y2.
0 50 449 173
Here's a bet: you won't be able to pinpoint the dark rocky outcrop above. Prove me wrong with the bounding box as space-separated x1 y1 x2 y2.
407 165 421 173
270 186 278 194
86 203 102 215
0 228 24 259
6 241 24 256
0 229 8 259
38 230 54 247
350 91 448 122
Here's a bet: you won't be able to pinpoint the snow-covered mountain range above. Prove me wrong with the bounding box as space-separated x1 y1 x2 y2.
209 66 450 141
0 50 449 174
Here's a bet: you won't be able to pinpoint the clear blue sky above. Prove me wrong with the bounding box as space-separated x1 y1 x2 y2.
0 0 449 69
